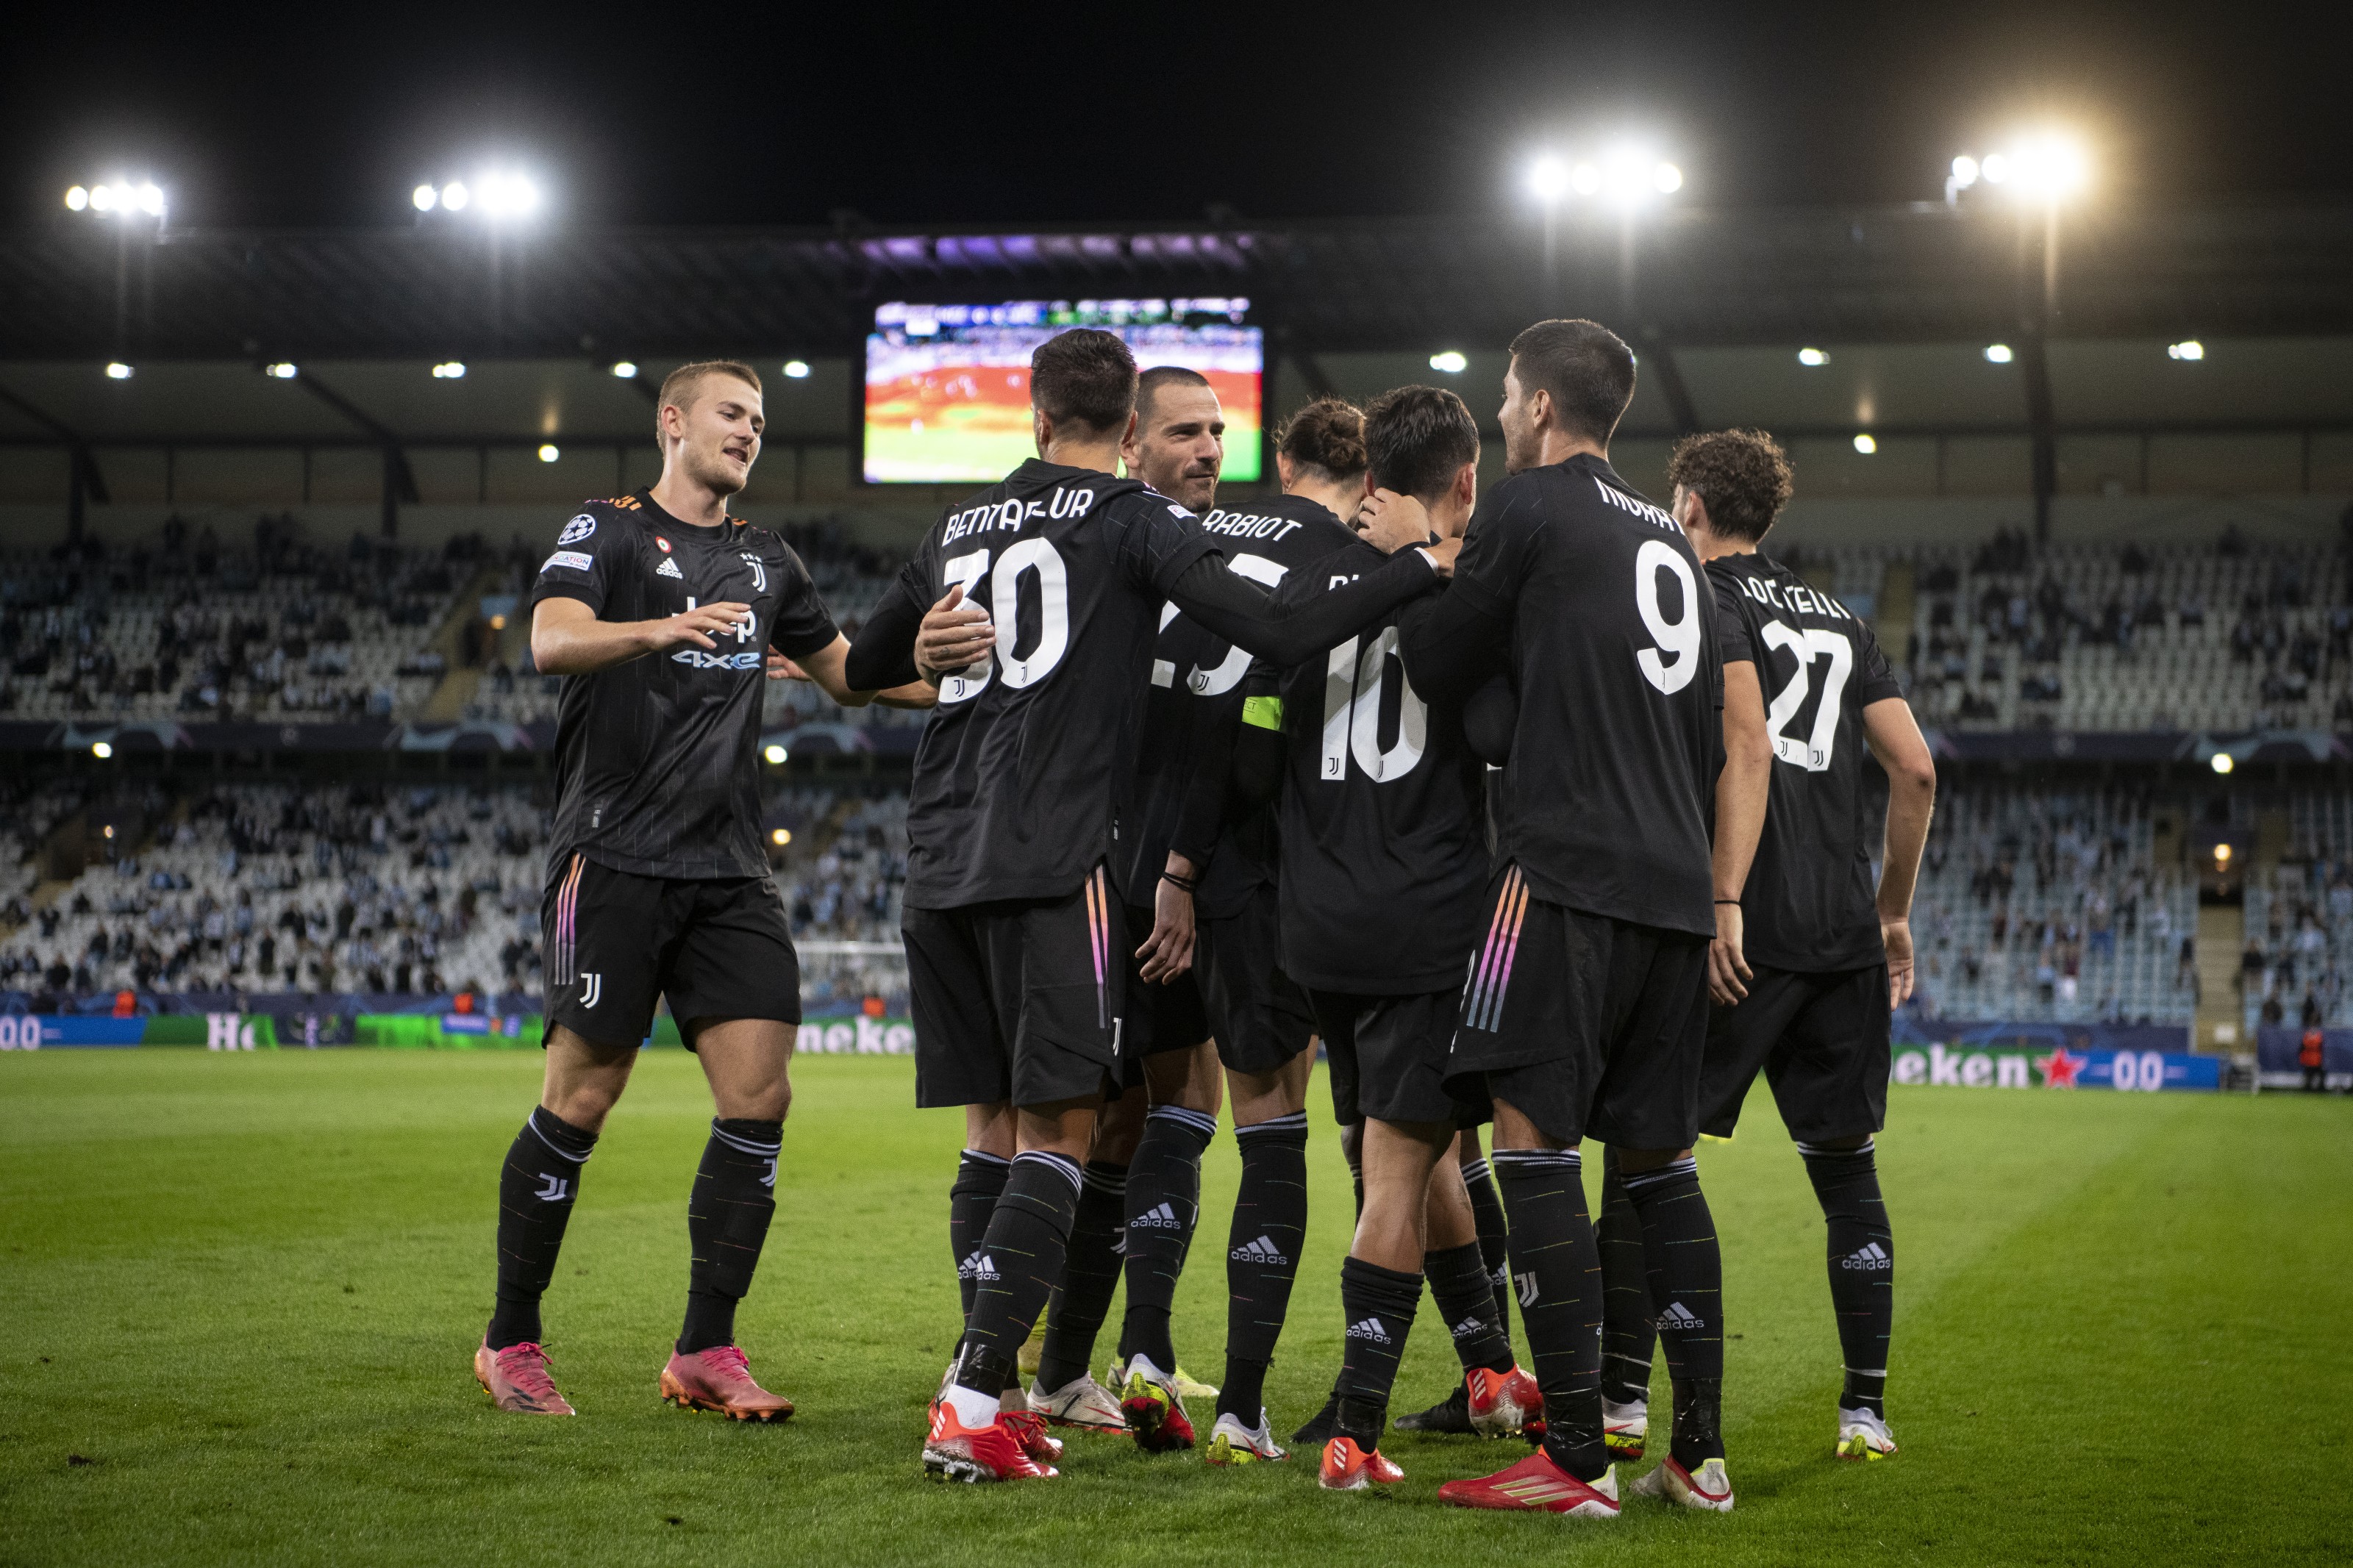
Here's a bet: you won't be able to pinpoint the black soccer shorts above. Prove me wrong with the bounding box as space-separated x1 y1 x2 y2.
1196 884 1318 1077
542 852 801 1050
1698 962 1891 1143
1121 901 1211 1062
1317 988 1479 1130
904 866 1126 1110
1444 862 1711 1150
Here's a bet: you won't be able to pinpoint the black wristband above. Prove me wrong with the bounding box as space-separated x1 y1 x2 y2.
1715 898 1741 904
1163 871 1199 894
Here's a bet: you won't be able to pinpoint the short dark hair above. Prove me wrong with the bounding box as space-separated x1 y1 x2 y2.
1135 365 1213 426
1363 385 1480 503
656 359 763 437
1030 329 1137 435
1276 396 1366 481
1507 318 1636 444
1666 429 1795 543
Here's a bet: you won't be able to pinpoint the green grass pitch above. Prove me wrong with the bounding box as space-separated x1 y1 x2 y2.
1 1050 2347 1566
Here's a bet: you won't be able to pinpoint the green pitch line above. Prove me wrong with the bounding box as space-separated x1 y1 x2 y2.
0 1052 2346 1566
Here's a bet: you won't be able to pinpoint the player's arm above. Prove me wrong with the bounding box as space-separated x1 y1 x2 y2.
1863 695 1938 1009
1710 658 1771 1005
769 634 935 709
1228 667 1287 807
1160 541 1455 668
529 595 754 676
841 566 935 690
1396 484 1534 707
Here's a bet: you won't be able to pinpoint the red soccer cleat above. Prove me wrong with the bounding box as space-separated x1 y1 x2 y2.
1002 1408 1065 1466
1439 1450 1621 1517
659 1345 794 1422
1318 1435 1404 1492
924 1398 1058 1483
475 1340 576 1416
1118 1354 1198 1453
1466 1364 1543 1438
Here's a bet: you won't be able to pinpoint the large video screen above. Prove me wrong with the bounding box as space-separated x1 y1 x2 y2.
864 298 1263 485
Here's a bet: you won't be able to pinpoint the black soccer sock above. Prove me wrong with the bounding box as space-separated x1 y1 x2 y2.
949 1149 1012 1334
1220 1111 1309 1422
1334 1255 1422 1446
1597 1156 1657 1406
1426 1240 1515 1375
1491 1147 1609 1482
1117 1104 1216 1372
1036 1160 1127 1392
1460 1153 1516 1353
953 1150 1084 1399
1801 1138 1893 1417
488 1106 598 1350
677 1118 782 1355
1621 1156 1725 1466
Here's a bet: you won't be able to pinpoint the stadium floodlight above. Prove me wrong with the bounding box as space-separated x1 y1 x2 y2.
88 183 115 212
2168 340 2204 361
2210 752 2234 776
783 359 812 379
1429 351 1468 374
91 741 113 759
105 362 133 380
1528 157 1570 204
137 183 163 215
771 827 792 845
537 444 560 463
1798 347 1829 367
1979 151 2011 186
475 173 541 218
1984 343 2014 363
431 361 467 379
1654 162 1683 194
412 184 438 212
764 745 788 765
1571 162 1602 196
1852 432 1877 454
64 185 88 211
440 181 471 212
610 361 638 379
266 362 298 379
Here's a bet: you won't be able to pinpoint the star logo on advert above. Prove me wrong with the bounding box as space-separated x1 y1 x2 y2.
655 536 672 554
2035 1045 2085 1088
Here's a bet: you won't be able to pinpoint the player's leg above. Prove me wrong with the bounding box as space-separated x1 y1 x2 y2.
1421 1139 1538 1436
1595 1150 1656 1458
1767 965 1897 1459
1457 1127 1515 1353
956 1104 1015 1348
476 854 660 1415
1027 1089 1126 1430
1116 1038 1220 1385
1399 1130 1524 1436
1207 1045 1313 1463
1292 998 1365 1448
1321 1114 1451 1489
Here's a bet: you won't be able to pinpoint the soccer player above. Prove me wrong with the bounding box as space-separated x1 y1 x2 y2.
475 359 932 1420
840 328 1457 1483
1596 429 1934 1465
1389 320 1761 1518
1228 385 1542 1490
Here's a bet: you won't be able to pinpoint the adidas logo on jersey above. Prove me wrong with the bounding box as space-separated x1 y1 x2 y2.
1131 1202 1185 1230
655 557 683 579
957 1250 999 1283
1657 1301 1704 1329
1229 1234 1290 1266
1345 1317 1393 1345
1840 1242 1893 1272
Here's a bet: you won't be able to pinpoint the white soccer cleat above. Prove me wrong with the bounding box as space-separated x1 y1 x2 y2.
1027 1372 1126 1433
1632 1454 1735 1512
1602 1395 1649 1461
1204 1409 1289 1465
1835 1407 1898 1461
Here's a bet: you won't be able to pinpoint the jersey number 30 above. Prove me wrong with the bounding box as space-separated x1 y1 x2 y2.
937 543 1071 704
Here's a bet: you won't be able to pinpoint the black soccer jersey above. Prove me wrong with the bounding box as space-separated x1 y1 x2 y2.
1409 454 1722 937
1114 493 1360 915
1709 552 1906 971
1258 540 1489 995
528 490 839 881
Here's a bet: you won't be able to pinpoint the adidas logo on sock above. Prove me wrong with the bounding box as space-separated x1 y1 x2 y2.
1229 1234 1290 1265
957 1250 999 1282
655 558 683 579
1657 1301 1704 1330
1345 1316 1393 1345
1131 1201 1185 1230
1450 1316 1488 1341
1840 1242 1892 1272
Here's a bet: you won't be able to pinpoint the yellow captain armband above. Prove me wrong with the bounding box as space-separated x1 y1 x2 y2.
1241 695 1285 731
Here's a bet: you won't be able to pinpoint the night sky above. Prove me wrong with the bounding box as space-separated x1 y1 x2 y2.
7 1 2349 229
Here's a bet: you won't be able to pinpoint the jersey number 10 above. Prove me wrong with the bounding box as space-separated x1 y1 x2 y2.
1321 627 1427 784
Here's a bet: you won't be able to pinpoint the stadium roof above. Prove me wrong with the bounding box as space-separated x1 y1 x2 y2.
5 203 2352 363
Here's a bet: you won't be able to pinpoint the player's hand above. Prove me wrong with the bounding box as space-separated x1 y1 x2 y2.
1708 901 1752 1006
1357 487 1432 554
1415 536 1461 579
1135 867 1197 984
1882 916 1915 1009
918 586 995 682
765 653 810 681
649 601 753 652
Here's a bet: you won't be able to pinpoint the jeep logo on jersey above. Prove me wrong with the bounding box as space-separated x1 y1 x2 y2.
672 649 764 670
558 513 596 545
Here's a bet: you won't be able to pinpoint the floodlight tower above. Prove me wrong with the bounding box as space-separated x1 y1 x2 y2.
1521 146 1682 320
